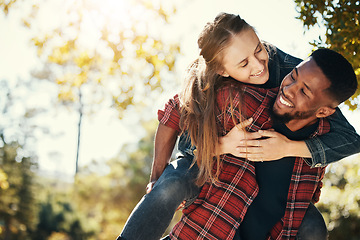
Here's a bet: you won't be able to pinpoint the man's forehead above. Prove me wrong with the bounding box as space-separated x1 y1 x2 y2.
296 58 330 90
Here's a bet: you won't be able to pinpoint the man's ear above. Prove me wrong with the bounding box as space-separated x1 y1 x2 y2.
217 69 229 77
316 107 336 118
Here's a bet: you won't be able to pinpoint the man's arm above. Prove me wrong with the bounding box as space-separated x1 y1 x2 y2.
150 123 178 183
150 93 182 188
304 108 360 167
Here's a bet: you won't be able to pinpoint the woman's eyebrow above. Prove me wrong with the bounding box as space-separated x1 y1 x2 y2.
236 42 262 66
236 58 247 66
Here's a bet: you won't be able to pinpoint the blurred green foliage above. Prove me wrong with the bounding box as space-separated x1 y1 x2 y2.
25 0 181 117
0 120 158 239
317 155 360 239
0 138 37 239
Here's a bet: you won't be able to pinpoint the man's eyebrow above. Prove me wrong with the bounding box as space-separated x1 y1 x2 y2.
295 67 312 93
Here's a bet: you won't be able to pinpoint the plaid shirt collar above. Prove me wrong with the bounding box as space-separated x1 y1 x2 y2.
170 84 330 240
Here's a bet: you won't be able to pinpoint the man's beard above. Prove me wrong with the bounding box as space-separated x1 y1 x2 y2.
271 106 315 124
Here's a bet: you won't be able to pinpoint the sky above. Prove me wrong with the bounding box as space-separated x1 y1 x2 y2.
0 0 359 179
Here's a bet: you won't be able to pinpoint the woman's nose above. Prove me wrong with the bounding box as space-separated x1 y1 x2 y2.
252 57 263 72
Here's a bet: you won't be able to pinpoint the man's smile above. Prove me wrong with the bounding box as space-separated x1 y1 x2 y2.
277 89 294 108
279 95 293 107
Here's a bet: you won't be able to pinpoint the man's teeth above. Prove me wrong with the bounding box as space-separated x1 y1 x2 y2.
252 69 263 77
280 95 293 107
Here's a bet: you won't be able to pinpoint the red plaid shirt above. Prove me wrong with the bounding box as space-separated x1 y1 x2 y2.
158 83 329 240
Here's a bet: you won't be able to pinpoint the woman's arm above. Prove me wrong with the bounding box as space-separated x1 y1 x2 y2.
218 108 360 167
216 125 310 161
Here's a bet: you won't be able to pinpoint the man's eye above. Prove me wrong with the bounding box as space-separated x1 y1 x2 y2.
290 74 295 81
301 89 309 97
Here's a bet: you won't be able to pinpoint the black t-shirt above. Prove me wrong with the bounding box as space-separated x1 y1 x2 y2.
237 121 319 240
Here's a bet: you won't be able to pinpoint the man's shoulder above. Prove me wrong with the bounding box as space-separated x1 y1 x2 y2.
263 41 302 66
216 82 278 102
243 85 278 100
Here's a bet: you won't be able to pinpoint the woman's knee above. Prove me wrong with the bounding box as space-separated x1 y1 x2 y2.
153 176 188 203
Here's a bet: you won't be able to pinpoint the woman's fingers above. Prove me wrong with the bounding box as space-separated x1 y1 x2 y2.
239 138 264 146
235 117 253 130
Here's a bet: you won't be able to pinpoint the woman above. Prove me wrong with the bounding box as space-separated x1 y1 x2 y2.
118 12 359 240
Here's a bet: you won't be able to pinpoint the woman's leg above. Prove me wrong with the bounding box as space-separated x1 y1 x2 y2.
118 156 200 240
296 203 328 240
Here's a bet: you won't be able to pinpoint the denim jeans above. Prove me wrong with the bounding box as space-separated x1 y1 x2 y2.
118 156 200 240
295 203 328 240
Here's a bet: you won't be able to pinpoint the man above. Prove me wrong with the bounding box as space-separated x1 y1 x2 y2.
118 45 359 240
168 48 358 239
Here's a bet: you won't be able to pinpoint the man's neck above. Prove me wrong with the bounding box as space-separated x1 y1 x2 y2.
285 117 319 132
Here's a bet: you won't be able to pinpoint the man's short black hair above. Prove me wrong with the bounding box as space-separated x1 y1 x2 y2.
310 48 358 104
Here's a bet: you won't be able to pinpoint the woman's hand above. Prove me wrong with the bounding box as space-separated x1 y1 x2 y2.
217 118 260 155
236 129 292 161
146 181 157 194
219 126 311 161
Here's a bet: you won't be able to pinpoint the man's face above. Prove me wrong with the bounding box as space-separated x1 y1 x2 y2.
272 57 335 128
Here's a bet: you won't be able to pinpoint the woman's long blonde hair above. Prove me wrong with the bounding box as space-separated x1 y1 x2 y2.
179 13 253 186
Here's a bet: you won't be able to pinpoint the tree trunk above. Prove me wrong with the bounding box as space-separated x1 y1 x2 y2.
75 88 83 175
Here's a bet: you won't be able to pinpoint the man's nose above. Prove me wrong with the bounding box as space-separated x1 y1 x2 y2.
283 83 298 99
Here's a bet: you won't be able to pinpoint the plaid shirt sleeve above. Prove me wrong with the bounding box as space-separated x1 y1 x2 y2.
157 94 182 133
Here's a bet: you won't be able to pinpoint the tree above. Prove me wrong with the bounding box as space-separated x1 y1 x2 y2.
0 138 38 240
72 120 158 239
316 155 360 240
32 192 94 240
295 0 360 110
30 0 180 174
0 79 40 240
1 0 181 175
0 0 17 15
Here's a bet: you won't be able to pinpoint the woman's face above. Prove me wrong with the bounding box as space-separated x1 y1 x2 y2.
220 28 269 85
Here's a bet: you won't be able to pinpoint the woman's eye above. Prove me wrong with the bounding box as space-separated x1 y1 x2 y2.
240 62 248 68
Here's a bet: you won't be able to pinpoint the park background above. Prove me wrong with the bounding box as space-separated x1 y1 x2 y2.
0 0 359 239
